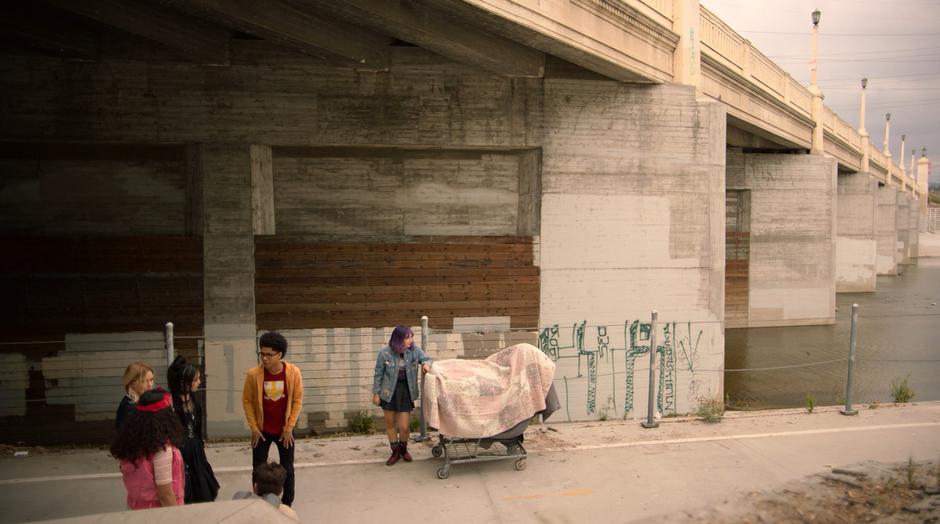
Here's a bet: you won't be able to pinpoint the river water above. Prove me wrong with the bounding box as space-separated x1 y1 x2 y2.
725 260 940 410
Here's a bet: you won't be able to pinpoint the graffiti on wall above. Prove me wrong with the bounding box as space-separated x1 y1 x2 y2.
539 320 705 418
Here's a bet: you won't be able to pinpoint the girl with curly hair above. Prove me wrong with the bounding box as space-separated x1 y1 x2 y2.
167 356 219 503
110 388 185 509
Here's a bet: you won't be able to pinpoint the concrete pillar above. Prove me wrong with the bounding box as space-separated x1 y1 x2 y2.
539 80 725 417
672 0 701 90
810 92 825 153
917 153 930 221
876 184 899 275
200 144 260 437
909 195 920 259
836 173 878 292
728 152 837 326
896 191 912 266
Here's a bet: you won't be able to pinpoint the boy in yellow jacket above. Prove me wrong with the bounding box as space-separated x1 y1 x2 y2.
242 331 303 506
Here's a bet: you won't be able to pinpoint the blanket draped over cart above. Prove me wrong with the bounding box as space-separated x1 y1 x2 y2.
422 343 556 438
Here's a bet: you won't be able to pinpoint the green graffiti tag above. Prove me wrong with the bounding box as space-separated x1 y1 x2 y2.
542 320 703 420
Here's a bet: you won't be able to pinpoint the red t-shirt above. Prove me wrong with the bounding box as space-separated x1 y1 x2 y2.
262 368 287 435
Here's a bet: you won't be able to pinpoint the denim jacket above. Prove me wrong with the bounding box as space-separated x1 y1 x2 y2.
372 345 432 403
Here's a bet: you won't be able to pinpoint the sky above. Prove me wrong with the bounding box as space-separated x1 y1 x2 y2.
701 0 940 184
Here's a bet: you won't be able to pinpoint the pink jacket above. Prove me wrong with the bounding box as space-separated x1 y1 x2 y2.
120 446 185 510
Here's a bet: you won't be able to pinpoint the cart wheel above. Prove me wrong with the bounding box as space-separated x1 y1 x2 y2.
436 467 450 479
514 458 527 471
431 445 443 458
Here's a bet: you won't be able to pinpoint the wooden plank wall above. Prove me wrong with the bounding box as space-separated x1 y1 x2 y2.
725 190 750 328
0 236 203 444
255 236 539 330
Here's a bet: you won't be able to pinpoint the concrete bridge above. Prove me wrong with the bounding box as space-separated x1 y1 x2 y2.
0 0 929 439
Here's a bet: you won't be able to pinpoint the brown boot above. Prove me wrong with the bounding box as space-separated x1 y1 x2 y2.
400 441 413 462
385 442 402 466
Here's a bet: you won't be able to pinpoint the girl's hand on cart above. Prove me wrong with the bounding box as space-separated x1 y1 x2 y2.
372 393 381 406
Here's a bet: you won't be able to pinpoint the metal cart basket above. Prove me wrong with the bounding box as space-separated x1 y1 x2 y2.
430 419 529 479
429 384 558 479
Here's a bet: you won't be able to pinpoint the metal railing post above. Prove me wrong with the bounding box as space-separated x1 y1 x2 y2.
416 315 430 441
164 322 175 368
840 304 859 416
641 310 659 429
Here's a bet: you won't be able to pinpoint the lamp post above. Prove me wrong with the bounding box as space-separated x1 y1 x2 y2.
810 9 821 87
883 113 892 159
810 9 824 153
859 78 870 172
900 134 906 177
858 78 868 135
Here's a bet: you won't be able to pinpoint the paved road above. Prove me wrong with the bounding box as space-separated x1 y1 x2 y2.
2 403 939 523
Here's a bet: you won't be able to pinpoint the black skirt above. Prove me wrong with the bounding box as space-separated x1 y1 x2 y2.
181 434 219 503
380 377 414 413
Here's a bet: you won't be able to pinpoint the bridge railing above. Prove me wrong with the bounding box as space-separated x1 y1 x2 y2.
635 0 673 26
698 4 920 193
699 6 813 121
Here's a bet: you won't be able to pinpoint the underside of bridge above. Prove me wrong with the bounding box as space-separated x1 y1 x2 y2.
0 0 734 441
722 118 920 327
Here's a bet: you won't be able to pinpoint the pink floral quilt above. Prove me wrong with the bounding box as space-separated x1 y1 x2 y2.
422 343 556 438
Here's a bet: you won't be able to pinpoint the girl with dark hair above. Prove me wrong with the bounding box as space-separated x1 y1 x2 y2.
372 325 432 466
167 356 219 503
110 388 185 509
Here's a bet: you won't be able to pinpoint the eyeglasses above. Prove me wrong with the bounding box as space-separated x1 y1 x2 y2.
258 351 280 359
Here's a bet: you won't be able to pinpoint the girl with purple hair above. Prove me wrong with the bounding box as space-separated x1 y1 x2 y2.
372 325 432 466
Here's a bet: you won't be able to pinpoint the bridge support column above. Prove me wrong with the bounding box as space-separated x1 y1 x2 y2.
876 184 899 275
836 173 878 292
199 144 261 438
896 192 913 266
727 150 837 327
538 80 726 417
909 194 920 259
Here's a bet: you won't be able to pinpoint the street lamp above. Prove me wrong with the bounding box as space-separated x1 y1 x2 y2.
883 113 891 157
858 78 871 171
809 9 824 152
858 78 868 135
900 134 906 174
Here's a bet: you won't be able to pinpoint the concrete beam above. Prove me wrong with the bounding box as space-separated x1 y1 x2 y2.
726 123 800 151
313 0 545 77
47 0 230 65
162 0 392 70
0 3 98 60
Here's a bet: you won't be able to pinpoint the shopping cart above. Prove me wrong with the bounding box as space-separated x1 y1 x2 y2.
429 384 558 479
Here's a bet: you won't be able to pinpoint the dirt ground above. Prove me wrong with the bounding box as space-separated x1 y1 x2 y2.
658 459 940 523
